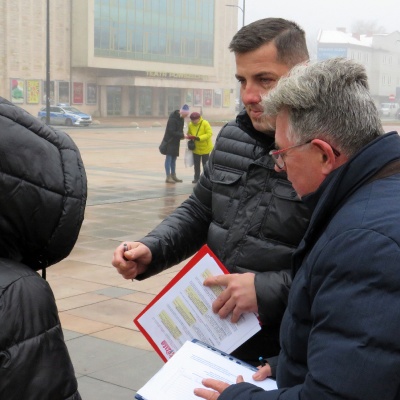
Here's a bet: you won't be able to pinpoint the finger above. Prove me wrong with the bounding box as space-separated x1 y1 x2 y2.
203 378 228 391
236 375 244 383
112 253 127 272
203 274 229 287
193 388 219 400
216 297 237 319
230 304 245 323
212 290 232 314
127 245 148 260
252 364 271 381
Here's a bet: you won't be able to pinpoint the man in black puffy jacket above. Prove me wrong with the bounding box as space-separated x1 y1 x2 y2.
112 18 310 367
0 97 86 399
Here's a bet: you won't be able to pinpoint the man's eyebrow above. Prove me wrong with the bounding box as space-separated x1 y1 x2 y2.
235 72 276 79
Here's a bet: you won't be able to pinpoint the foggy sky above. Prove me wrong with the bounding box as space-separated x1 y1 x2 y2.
235 0 400 57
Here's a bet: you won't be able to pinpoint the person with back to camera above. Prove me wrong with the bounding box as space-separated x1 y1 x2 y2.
162 103 190 183
112 18 310 371
195 57 400 400
186 112 214 184
0 96 86 399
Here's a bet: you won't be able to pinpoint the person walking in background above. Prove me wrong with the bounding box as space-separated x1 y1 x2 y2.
0 97 86 399
186 112 213 184
162 104 190 183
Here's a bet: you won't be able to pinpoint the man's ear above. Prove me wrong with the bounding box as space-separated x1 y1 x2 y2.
311 139 338 175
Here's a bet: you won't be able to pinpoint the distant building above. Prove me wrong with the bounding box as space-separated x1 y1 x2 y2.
317 28 400 104
0 0 239 119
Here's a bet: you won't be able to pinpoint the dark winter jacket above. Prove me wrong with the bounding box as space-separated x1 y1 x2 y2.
0 97 86 399
162 110 185 157
139 110 310 329
219 131 400 400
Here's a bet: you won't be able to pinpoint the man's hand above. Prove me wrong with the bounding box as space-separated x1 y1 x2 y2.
203 273 257 323
194 376 244 399
253 364 272 381
112 242 152 280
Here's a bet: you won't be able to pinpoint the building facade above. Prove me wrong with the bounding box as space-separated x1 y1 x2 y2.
1 0 239 119
317 29 400 105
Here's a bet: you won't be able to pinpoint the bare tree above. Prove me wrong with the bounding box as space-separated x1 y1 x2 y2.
351 20 385 35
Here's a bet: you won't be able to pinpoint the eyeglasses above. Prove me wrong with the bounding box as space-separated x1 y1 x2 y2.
269 140 341 169
269 141 312 169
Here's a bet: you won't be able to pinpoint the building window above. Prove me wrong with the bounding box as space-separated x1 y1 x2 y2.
93 0 214 66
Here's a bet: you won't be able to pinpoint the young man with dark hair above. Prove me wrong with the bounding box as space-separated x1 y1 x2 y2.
112 18 310 367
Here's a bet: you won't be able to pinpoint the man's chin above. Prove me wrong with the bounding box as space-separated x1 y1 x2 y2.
251 117 275 136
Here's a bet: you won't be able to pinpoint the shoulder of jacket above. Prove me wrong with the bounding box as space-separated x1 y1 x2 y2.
0 259 37 293
217 121 258 145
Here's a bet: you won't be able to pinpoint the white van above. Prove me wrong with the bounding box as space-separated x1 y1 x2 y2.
380 103 399 117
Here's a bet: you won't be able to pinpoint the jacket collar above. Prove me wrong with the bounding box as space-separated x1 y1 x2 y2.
293 131 400 272
236 109 275 148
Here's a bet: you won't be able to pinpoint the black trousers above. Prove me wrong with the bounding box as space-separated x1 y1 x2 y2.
193 153 210 181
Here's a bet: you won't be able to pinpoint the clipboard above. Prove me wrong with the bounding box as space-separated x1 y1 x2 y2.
133 245 261 362
134 339 277 400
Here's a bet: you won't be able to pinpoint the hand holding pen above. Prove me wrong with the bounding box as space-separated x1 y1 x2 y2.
112 241 153 281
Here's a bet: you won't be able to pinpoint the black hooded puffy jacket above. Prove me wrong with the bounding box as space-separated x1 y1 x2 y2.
0 97 86 399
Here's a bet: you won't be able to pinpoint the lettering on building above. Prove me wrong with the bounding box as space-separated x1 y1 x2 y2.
146 71 204 80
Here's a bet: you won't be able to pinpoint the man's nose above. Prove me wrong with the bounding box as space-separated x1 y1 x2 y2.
241 83 262 105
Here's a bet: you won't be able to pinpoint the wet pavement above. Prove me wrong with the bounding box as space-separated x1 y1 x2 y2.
47 120 399 399
47 122 215 399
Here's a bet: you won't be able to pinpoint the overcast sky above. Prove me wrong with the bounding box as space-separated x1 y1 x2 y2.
234 0 400 57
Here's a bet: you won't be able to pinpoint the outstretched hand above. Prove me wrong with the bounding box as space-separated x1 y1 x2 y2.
194 375 244 399
112 242 152 280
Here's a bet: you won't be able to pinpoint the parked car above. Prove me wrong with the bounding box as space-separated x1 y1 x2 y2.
38 104 92 126
380 102 399 118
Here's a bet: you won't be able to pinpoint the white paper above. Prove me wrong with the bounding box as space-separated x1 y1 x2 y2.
135 252 261 360
135 340 277 400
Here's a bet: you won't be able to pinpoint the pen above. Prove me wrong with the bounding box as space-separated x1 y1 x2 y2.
123 243 129 260
259 356 267 367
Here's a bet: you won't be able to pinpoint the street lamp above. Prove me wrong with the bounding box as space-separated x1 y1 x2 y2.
226 1 246 111
226 0 246 29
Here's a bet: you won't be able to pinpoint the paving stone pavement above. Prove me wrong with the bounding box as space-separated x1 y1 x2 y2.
48 121 399 399
47 123 218 399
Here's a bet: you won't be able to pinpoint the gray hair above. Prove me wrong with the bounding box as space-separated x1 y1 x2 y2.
262 57 384 157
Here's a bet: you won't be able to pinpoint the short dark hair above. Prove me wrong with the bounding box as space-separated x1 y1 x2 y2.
229 18 309 67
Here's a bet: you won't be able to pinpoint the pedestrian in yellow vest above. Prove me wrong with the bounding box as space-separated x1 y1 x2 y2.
185 112 213 183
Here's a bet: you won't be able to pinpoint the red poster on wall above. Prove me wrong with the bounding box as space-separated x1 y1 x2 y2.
73 82 84 104
203 89 213 107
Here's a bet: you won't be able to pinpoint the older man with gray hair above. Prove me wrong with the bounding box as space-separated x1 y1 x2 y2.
195 57 400 400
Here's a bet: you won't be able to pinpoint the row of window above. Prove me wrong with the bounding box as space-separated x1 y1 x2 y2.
381 76 400 86
94 0 214 66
